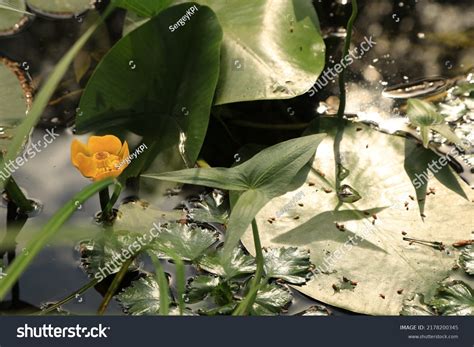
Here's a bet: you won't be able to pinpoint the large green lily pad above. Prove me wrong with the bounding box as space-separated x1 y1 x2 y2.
26 0 93 18
0 0 30 35
0 57 32 156
241 120 473 315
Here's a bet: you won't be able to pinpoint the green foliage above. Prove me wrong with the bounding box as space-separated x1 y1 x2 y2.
430 281 474 316
77 4 222 178
198 247 256 280
263 247 312 284
406 98 465 148
117 276 165 315
460 246 474 275
250 284 292 316
144 134 325 254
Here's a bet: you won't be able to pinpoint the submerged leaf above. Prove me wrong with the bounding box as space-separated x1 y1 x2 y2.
26 0 93 18
149 223 219 261
79 231 141 279
250 284 292 316
197 247 256 280
117 276 167 315
0 0 30 35
263 247 312 285
460 246 474 275
400 293 437 316
430 280 474 316
187 190 229 225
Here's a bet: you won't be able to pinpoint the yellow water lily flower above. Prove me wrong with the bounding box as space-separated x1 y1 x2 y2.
71 135 130 181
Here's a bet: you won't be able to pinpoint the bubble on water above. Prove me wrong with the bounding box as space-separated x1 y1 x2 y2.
75 294 84 303
417 32 425 39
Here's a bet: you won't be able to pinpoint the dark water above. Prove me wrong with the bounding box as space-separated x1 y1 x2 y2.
0 0 472 315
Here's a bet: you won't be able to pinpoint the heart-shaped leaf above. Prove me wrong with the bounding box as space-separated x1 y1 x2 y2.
124 0 325 105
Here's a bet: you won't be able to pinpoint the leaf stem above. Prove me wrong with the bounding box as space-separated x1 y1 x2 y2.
97 257 134 315
233 219 264 316
334 0 358 195
5 177 33 213
37 278 99 315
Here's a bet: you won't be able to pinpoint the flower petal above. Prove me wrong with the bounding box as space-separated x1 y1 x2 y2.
118 141 130 161
74 153 97 178
88 135 123 155
71 139 90 166
93 168 123 181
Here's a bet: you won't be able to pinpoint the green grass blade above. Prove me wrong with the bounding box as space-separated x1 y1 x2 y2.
0 178 115 299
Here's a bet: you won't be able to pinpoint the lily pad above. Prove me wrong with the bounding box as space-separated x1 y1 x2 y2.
127 0 325 105
149 222 219 262
250 284 292 316
263 247 313 285
430 280 474 316
0 0 31 35
114 199 186 234
460 246 474 275
197 247 256 280
26 0 93 18
0 57 33 155
241 119 473 315
117 276 167 315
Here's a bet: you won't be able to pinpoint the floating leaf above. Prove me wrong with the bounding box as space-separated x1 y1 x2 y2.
263 247 312 285
0 57 32 155
250 284 292 316
113 0 171 17
400 293 436 316
26 0 93 18
460 246 474 275
149 223 219 262
0 0 31 35
240 119 472 315
430 280 474 316
197 247 256 280
117 276 168 315
299 304 331 316
126 0 325 105
114 199 185 234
